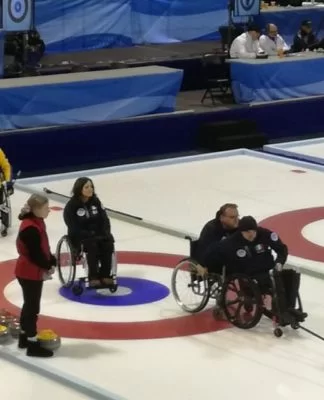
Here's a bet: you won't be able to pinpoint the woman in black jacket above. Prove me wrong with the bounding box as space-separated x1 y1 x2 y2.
63 177 115 288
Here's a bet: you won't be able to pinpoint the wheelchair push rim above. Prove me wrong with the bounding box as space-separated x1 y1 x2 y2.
56 236 77 288
171 258 209 313
221 274 263 329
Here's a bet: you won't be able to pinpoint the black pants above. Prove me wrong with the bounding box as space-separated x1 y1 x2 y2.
272 269 300 312
83 239 114 280
17 278 43 338
0 185 9 229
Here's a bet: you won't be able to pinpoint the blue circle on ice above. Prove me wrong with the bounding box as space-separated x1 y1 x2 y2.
59 277 170 306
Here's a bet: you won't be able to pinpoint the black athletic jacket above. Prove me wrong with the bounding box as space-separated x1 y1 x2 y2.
63 195 114 245
196 218 237 262
200 227 288 275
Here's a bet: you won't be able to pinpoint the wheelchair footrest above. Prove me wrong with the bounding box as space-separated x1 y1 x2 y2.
288 309 308 323
86 283 117 290
266 308 308 328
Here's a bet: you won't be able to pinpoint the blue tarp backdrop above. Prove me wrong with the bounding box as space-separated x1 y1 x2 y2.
0 67 183 129
35 0 229 53
34 1 324 54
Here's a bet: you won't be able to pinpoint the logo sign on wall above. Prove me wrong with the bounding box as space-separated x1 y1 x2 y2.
3 0 33 32
234 0 260 17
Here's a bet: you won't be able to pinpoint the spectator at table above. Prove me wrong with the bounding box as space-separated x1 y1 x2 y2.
259 24 290 56
291 20 319 52
230 24 263 59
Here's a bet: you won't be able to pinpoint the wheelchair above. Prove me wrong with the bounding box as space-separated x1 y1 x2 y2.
171 237 307 337
56 235 118 296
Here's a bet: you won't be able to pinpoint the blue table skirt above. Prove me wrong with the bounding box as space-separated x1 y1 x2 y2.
0 67 183 130
255 7 324 46
230 56 324 104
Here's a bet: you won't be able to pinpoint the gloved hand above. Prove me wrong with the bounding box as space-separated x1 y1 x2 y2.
6 181 14 196
50 254 57 267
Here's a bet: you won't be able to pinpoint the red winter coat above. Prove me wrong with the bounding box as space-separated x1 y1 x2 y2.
15 217 51 281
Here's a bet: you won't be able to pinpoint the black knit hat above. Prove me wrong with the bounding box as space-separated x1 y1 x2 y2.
238 216 258 232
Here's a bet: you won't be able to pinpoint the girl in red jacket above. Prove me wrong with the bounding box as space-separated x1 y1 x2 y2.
15 193 56 358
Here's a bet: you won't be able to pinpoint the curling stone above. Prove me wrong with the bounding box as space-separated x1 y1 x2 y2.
0 310 14 327
0 324 10 344
8 318 21 339
37 329 61 351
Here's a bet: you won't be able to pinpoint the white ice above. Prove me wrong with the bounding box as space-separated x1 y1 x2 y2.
2 152 324 400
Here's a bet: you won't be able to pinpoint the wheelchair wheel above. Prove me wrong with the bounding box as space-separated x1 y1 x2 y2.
56 236 76 288
274 328 283 337
221 274 263 329
171 258 209 313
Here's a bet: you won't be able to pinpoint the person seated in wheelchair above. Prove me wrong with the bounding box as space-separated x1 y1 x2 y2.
196 203 239 260
197 216 307 323
0 148 14 237
63 177 115 289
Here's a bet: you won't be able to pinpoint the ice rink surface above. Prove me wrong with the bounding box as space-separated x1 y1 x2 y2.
265 137 324 165
1 149 324 400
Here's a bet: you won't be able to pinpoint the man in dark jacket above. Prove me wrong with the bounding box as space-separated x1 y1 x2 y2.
291 20 319 52
197 216 306 322
199 216 287 276
195 203 239 261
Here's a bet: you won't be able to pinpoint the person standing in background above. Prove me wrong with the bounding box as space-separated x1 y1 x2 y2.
0 148 14 237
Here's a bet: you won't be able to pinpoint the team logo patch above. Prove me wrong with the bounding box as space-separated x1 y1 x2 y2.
270 232 278 242
76 208 86 217
236 249 246 258
255 244 264 253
